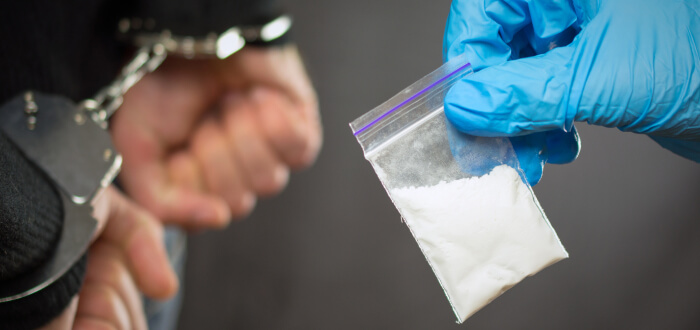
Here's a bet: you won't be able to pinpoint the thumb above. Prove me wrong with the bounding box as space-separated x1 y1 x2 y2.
444 44 576 137
91 186 178 299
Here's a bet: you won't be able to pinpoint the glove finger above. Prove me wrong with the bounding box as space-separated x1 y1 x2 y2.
545 126 580 164
444 44 575 137
446 119 559 186
506 128 580 186
447 120 578 185
566 1 700 139
509 133 547 186
443 0 579 65
447 121 520 177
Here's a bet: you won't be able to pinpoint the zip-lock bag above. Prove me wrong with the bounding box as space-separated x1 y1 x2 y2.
350 54 568 323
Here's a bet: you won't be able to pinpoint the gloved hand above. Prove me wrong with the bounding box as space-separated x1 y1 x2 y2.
443 0 700 185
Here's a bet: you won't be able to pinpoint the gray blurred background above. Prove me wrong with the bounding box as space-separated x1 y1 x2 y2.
178 0 700 329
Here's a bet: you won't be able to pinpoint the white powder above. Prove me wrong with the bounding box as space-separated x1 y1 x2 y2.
389 164 568 323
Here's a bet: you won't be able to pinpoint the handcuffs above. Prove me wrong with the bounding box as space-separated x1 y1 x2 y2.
0 15 291 302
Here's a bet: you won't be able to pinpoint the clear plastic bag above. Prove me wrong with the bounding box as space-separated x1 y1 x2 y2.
350 54 568 323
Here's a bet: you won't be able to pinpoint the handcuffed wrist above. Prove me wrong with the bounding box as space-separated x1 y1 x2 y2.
118 14 293 59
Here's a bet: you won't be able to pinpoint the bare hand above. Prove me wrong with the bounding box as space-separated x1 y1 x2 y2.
111 45 321 229
40 186 178 330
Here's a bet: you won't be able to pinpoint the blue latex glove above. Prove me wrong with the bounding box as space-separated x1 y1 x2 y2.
443 0 700 185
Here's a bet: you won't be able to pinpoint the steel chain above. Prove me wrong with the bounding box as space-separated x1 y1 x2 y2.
80 43 167 129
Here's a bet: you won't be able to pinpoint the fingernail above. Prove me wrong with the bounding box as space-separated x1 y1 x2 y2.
273 166 290 186
240 193 256 212
194 203 232 227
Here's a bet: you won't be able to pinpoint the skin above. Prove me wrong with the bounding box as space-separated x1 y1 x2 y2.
40 186 178 330
41 44 322 329
111 45 322 230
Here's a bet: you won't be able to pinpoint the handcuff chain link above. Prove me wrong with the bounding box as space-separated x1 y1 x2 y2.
80 43 167 129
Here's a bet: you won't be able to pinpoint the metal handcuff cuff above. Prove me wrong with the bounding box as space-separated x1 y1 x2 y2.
0 14 292 302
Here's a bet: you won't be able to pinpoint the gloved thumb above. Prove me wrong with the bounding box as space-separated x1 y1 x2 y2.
444 44 576 138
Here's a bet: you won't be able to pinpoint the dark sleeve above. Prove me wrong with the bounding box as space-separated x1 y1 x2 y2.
133 0 287 36
0 0 128 104
0 131 87 329
0 132 63 280
0 256 87 330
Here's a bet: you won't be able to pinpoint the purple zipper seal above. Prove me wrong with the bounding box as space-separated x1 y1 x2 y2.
353 62 472 136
